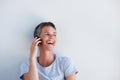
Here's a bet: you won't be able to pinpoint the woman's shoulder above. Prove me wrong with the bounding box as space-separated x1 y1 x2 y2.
55 54 78 76
56 54 73 64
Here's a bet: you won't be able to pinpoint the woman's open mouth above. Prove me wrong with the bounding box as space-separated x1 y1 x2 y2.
46 40 55 49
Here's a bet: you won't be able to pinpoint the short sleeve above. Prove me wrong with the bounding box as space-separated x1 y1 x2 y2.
19 60 29 80
62 57 78 77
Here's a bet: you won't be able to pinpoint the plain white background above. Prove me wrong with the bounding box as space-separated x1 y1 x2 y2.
0 0 120 80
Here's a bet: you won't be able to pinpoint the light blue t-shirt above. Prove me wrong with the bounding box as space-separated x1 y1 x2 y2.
20 54 78 80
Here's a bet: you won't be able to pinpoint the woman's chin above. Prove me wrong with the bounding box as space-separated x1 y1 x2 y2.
45 44 54 50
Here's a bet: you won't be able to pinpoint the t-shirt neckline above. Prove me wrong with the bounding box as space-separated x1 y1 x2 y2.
36 54 57 69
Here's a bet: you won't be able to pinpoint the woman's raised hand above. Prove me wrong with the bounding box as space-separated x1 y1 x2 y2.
30 37 41 60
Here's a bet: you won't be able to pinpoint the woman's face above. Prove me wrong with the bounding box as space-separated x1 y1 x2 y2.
40 26 56 50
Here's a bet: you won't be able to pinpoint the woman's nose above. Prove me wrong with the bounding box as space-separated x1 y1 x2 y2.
49 35 55 38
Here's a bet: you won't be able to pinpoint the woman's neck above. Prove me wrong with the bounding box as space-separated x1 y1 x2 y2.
38 47 55 67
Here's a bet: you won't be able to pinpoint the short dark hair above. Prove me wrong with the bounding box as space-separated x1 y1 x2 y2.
34 22 56 38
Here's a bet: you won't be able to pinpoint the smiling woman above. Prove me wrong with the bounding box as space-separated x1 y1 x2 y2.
19 22 78 80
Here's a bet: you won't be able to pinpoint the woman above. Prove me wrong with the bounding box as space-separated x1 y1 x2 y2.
20 22 78 80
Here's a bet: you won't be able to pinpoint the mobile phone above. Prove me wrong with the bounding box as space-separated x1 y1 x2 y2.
36 35 41 46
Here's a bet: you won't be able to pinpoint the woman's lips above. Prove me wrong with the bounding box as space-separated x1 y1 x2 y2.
47 40 54 44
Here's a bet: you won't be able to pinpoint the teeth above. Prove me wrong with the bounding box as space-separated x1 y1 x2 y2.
47 41 53 44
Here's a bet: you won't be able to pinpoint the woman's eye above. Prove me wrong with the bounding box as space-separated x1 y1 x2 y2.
44 33 49 36
44 33 56 37
54 34 56 36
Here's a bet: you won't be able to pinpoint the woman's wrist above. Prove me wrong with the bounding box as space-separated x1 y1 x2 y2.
29 56 36 62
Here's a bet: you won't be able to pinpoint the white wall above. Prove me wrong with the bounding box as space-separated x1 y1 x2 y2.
0 0 120 80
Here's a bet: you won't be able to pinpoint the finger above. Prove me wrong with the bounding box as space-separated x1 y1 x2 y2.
31 38 40 46
34 38 41 43
36 38 41 40
36 41 41 46
32 37 38 44
33 37 37 41
33 37 41 43
33 37 41 41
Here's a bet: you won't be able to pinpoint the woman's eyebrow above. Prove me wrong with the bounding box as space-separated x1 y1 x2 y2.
44 32 56 34
46 31 56 33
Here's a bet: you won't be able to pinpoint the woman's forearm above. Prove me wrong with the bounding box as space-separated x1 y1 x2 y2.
23 37 41 80
24 58 39 80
